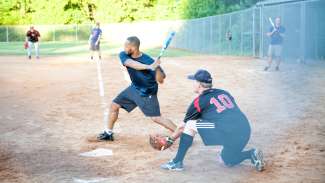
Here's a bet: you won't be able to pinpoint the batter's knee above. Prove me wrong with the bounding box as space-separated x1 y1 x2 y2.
150 116 161 123
110 102 121 112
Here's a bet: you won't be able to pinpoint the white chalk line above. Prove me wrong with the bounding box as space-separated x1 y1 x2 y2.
95 58 109 130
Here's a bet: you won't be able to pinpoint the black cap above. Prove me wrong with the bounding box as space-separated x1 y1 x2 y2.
187 69 212 84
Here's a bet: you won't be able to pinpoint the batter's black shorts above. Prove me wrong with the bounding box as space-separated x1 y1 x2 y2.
113 86 161 117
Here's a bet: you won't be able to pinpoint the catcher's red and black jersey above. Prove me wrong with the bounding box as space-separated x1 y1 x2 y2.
184 88 250 136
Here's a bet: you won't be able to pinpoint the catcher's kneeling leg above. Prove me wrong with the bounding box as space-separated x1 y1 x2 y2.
183 120 198 137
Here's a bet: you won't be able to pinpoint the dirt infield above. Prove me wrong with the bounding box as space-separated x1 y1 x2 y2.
0 55 324 183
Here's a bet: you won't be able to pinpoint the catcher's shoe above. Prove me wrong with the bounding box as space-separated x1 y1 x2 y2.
160 160 184 171
251 149 265 172
97 131 114 141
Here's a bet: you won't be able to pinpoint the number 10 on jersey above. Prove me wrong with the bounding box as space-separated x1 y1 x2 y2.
210 94 235 113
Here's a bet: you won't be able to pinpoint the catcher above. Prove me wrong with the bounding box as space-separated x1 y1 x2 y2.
152 69 265 172
97 36 177 141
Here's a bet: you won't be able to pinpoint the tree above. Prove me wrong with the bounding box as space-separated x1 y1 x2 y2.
0 0 259 25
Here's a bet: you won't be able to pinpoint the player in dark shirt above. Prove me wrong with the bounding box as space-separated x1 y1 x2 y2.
161 69 265 172
97 36 177 141
25 26 41 59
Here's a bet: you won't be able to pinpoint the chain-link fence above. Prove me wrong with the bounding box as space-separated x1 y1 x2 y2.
173 8 255 56
0 0 324 61
172 0 325 61
0 24 92 42
256 0 325 61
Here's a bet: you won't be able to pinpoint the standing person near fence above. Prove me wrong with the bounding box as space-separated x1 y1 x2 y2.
25 26 41 60
264 17 285 71
89 22 102 60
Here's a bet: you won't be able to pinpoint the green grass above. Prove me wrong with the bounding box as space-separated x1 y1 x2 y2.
0 41 197 57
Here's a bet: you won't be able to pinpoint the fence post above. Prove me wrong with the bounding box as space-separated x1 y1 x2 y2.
210 16 213 54
252 8 256 57
75 24 78 42
300 1 306 62
219 16 221 54
240 12 243 55
229 15 232 55
6 26 9 42
53 26 56 42
259 5 264 58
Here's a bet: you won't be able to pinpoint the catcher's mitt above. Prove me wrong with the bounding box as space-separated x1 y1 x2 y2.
149 134 174 151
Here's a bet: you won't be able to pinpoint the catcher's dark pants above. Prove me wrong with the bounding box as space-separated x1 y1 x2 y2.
197 119 253 167
220 139 253 167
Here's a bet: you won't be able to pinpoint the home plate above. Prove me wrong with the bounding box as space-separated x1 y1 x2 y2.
73 177 109 183
79 148 113 157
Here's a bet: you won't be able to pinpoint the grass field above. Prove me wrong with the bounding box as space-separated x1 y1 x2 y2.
0 41 197 57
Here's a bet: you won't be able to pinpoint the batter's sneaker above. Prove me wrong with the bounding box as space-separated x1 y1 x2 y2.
275 66 279 71
160 160 184 171
264 66 269 71
28 56 31 59
97 131 114 141
251 149 265 172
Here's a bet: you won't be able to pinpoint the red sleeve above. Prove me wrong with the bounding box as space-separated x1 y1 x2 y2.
183 96 201 122
26 31 30 37
36 30 40 37
194 97 201 112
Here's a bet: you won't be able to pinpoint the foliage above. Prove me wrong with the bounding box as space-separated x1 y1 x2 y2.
0 0 259 25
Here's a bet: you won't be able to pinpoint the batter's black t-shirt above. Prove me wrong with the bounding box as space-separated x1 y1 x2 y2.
119 51 159 97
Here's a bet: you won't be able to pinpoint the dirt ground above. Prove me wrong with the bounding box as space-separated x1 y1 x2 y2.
0 55 324 183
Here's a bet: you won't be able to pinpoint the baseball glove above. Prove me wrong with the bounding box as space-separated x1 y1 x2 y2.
149 134 174 151
24 42 28 49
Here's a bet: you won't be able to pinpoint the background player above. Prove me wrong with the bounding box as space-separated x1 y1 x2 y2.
264 17 285 71
161 69 265 172
89 22 102 60
25 26 41 59
97 36 177 141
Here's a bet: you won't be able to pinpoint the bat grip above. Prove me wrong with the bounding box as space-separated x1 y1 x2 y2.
158 48 165 59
